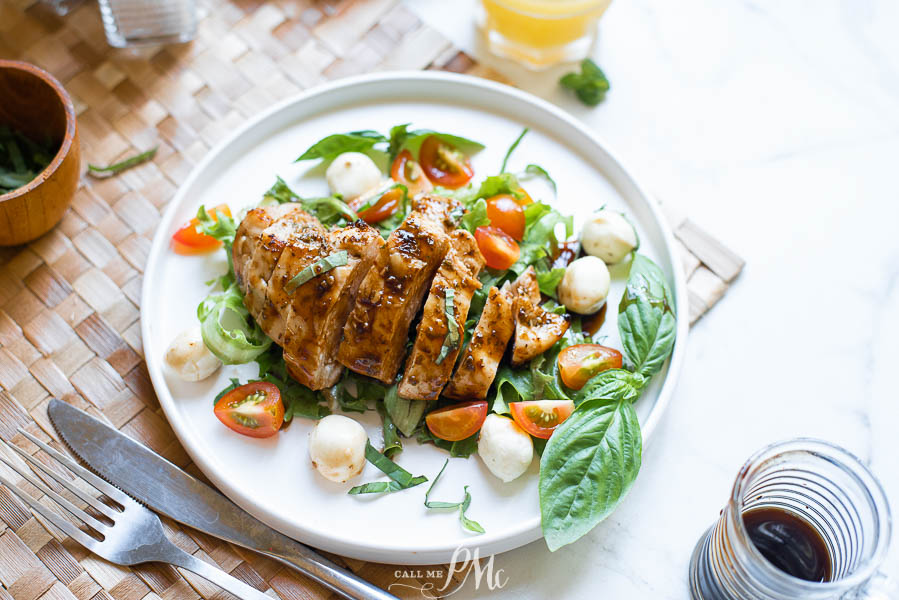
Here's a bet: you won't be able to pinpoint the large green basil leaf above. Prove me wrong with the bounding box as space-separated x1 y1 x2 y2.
492 366 535 414
296 130 388 162
575 368 646 405
539 398 642 551
388 124 485 160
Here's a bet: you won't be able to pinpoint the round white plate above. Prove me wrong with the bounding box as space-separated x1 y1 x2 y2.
141 72 689 565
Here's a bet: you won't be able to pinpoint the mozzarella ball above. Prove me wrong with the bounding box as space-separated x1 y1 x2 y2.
581 210 639 264
478 414 533 482
325 152 382 200
558 256 610 315
164 326 222 381
309 415 367 483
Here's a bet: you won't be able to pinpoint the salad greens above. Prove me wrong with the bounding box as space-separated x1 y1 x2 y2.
0 125 56 193
348 441 428 495
88 147 157 176
424 460 485 534
197 283 272 364
296 125 484 164
538 252 676 550
560 59 611 107
263 176 358 227
296 131 388 162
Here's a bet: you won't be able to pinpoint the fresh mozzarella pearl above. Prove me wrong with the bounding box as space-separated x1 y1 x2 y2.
325 152 382 200
558 256 611 315
164 326 221 382
309 415 367 483
478 414 533 482
580 210 639 264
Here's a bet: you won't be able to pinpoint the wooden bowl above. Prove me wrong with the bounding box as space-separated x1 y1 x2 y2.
0 60 79 246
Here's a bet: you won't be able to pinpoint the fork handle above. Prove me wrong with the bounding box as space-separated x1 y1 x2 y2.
167 547 272 600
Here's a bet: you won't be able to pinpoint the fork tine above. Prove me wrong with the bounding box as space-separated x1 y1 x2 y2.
0 471 99 550
17 428 130 506
0 446 108 534
3 441 119 520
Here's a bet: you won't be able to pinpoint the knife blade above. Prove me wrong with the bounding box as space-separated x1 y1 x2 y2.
48 398 397 600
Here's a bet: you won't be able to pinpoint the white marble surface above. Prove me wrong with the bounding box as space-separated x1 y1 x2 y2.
403 0 899 597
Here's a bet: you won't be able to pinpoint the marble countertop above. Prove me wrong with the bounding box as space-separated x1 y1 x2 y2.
404 0 899 596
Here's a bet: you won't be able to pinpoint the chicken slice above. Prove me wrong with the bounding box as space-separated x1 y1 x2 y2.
398 229 485 401
411 193 463 231
510 267 570 365
338 213 450 383
233 204 301 290
443 285 514 400
265 221 382 390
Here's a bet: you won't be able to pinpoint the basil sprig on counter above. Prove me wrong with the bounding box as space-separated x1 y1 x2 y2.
348 441 428 495
539 253 676 550
560 59 610 107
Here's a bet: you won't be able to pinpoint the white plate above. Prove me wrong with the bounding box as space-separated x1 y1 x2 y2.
141 72 689 565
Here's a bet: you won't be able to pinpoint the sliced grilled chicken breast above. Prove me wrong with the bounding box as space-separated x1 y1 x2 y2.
267 221 382 390
510 267 570 365
412 193 463 230
444 285 514 400
399 229 485 401
338 213 450 383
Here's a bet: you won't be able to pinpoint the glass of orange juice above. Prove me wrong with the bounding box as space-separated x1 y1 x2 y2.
480 0 612 69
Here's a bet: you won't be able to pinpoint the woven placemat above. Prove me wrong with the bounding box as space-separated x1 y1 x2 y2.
0 1 743 599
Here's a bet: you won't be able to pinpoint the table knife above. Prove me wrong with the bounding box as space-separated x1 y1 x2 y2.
47 399 397 600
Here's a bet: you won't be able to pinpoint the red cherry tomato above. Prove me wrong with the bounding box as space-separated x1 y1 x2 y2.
558 344 624 390
510 400 575 439
213 382 284 438
425 400 488 442
485 194 525 241
390 150 433 196
418 135 474 189
352 187 403 224
172 204 231 255
474 226 520 271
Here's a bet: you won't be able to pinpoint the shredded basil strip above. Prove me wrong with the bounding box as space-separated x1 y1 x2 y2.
500 127 528 173
88 147 157 175
436 288 459 365
286 250 348 293
423 459 486 534
348 441 427 495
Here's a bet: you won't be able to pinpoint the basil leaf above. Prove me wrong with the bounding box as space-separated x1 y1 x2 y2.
458 197 490 233
262 176 299 204
511 205 573 275
436 288 460 364
281 382 330 421
376 401 403 458
539 398 642 551
286 250 348 292
213 378 241 404
348 441 427 495
559 59 610 107
617 254 677 378
492 366 534 414
424 460 486 534
384 383 426 437
87 147 157 176
575 368 645 405
296 130 388 162
522 164 557 194
416 427 480 458
500 128 528 173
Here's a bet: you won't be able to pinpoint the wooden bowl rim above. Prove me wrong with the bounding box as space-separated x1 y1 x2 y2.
0 59 77 203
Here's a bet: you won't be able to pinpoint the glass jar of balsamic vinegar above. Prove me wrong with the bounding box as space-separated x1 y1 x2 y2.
689 439 892 600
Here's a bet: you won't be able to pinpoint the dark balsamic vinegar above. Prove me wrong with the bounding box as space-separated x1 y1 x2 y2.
742 507 833 582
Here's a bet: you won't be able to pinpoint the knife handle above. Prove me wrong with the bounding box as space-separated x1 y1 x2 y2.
261 547 399 600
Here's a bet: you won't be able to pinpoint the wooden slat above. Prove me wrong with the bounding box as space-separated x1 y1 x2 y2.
0 1 743 599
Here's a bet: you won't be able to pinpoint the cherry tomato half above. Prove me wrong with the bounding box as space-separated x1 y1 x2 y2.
485 194 525 241
419 135 474 189
352 187 403 224
558 344 624 390
425 400 488 442
172 204 232 255
214 381 284 438
474 226 520 271
390 150 433 196
510 400 575 439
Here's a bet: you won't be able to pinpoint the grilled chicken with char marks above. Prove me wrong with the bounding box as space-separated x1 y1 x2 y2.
399 229 485 401
338 212 450 383
233 205 381 390
510 267 570 365
444 285 514 400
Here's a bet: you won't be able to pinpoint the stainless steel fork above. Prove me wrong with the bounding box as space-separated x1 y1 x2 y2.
0 430 272 600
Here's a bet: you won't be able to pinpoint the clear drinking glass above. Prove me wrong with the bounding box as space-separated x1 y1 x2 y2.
689 439 893 600
479 0 612 69
98 0 197 48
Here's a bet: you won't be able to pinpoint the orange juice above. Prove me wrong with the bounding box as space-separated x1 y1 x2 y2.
481 0 612 68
